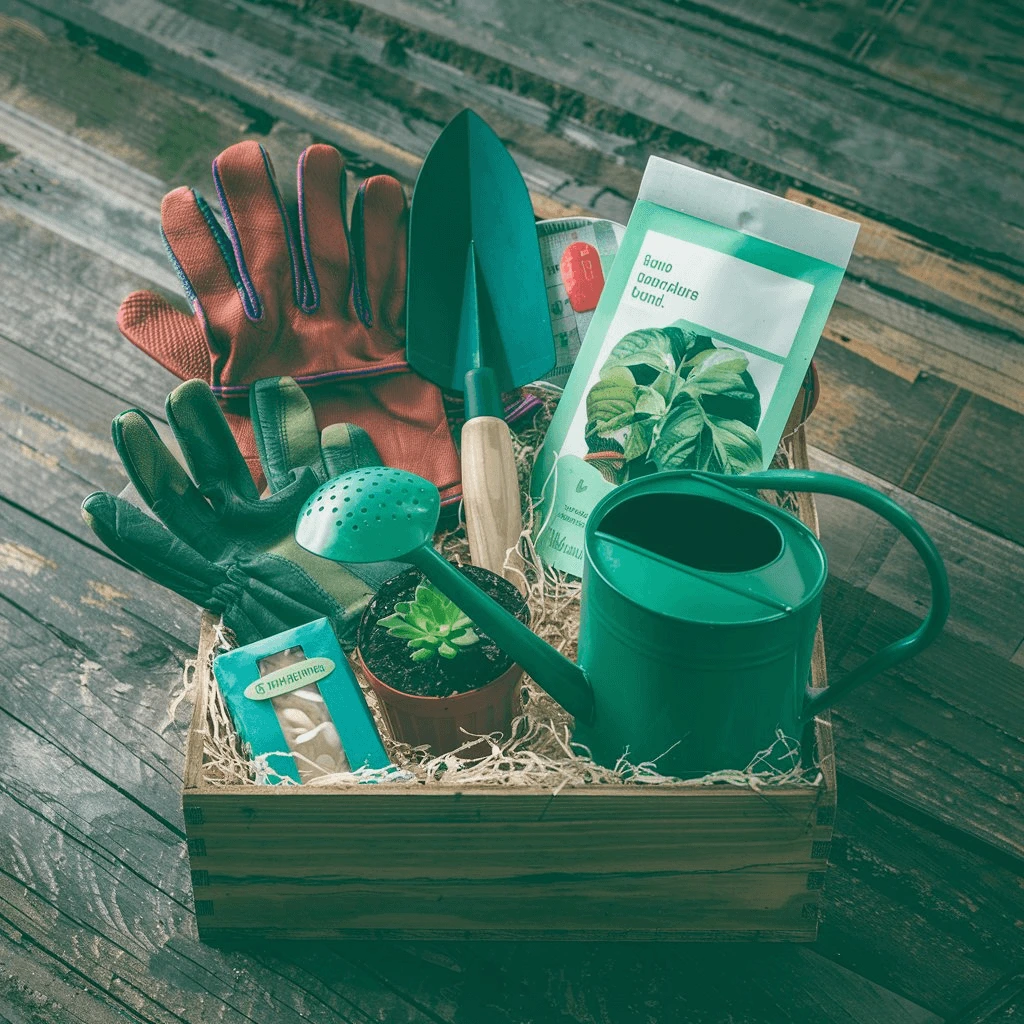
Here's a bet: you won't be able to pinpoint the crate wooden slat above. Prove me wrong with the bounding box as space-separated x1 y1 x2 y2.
183 426 836 940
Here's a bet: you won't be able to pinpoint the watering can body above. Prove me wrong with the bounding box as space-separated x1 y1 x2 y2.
567 469 948 777
574 474 828 776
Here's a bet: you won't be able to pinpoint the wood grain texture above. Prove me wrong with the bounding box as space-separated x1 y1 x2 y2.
821 576 1024 863
915 392 1024 546
184 788 830 939
819 788 1024 1017
809 445 1024 660
947 974 1024 1024
461 416 526 586
339 0 1024 264
623 0 1024 127
326 939 941 1024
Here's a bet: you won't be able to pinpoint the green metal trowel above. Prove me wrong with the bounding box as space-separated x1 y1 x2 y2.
407 109 555 587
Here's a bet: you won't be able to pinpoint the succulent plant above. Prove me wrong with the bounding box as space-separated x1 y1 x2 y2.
377 582 481 662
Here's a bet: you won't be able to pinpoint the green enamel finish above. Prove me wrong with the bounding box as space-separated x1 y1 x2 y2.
406 109 555 411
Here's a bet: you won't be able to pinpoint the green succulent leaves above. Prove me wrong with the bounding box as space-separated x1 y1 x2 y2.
584 325 763 482
378 582 481 662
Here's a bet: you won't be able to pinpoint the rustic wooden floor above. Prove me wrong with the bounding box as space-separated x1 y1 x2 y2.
0 0 1021 1020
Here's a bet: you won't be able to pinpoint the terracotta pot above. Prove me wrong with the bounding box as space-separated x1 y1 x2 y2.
356 648 524 757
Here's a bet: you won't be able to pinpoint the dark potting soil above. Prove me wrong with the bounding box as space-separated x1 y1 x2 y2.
358 565 530 698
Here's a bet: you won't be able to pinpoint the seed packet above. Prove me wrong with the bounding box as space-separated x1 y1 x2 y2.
532 157 859 576
536 217 625 386
213 617 396 784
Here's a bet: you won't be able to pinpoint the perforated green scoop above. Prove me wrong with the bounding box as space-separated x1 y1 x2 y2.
295 467 593 719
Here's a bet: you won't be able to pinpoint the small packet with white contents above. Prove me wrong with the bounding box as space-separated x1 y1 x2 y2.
213 617 396 784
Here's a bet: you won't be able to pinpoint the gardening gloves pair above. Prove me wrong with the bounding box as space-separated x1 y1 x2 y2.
82 376 403 647
117 140 462 503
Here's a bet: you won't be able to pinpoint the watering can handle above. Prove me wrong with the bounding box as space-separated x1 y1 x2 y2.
717 469 950 721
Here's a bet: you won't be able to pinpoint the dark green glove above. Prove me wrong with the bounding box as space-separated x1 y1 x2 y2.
82 376 403 647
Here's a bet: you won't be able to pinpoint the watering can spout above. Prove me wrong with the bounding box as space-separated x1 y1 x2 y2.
293 465 596 725
405 550 596 724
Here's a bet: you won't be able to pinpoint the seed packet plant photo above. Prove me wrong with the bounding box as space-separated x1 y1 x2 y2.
533 156 860 576
583 323 764 484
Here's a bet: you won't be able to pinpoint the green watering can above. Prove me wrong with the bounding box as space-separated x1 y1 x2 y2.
295 467 949 777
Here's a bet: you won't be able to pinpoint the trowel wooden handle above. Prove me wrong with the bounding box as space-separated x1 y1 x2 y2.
461 416 526 593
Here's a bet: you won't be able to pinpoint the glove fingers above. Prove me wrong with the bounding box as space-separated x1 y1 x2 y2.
320 422 382 478
350 175 407 334
117 290 213 382
212 141 308 318
167 379 260 503
161 186 248 348
111 408 220 549
296 145 351 316
82 491 223 605
250 376 324 492
221 409 268 492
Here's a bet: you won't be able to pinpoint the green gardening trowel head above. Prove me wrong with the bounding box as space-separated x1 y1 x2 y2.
295 467 440 564
406 108 555 396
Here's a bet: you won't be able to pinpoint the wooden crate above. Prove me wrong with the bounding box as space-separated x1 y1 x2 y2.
182 429 836 941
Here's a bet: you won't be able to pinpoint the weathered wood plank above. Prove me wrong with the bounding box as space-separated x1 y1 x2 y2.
809 446 1024 660
789 190 1024 340
948 973 1024 1024
0 503 196 813
0 100 173 289
325 935 940 1023
807 338 960 487
807 341 1024 547
818 788 1024 1016
0 334 154 542
0 928 152 1023
916 392 1024 546
331 0 1024 264
5 0 1022 427
821 577 1024 862
0 204 179 412
27 0 1024 285
0 755 434 1023
0 0 299 187
608 0 1024 128
821 301 1024 416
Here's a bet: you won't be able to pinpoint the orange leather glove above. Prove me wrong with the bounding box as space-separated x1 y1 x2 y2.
117 140 461 503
